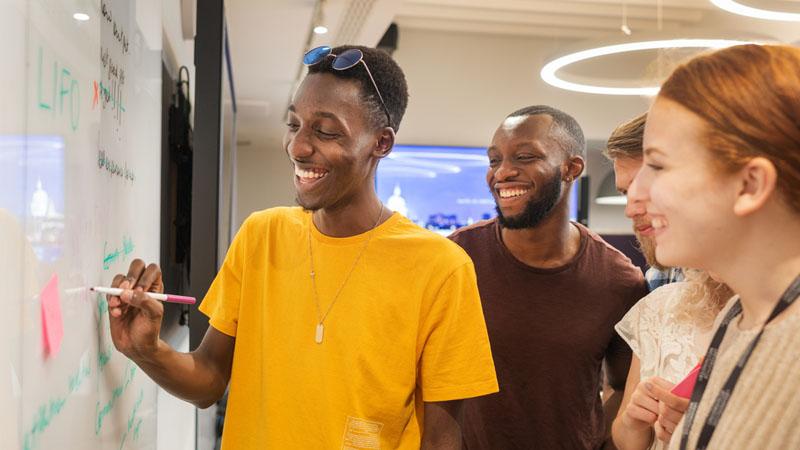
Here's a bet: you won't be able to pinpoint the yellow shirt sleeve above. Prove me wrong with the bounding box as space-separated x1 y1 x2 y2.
417 260 499 402
198 215 250 337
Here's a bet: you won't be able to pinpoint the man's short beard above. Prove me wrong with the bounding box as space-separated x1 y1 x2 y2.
496 173 562 230
635 232 664 270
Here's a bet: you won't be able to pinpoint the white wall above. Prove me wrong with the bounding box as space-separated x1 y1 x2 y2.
235 142 296 228
393 28 652 145
162 0 195 93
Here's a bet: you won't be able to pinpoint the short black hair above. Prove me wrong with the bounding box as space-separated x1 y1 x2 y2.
306 45 409 131
507 105 586 158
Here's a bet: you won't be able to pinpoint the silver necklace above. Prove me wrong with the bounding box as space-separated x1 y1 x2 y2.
308 204 384 344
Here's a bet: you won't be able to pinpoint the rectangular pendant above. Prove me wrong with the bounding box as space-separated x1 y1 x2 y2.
315 323 324 344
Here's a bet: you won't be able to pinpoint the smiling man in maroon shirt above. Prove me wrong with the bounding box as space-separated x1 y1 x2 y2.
450 105 648 449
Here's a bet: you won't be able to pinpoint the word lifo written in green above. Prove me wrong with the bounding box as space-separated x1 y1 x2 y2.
36 46 80 131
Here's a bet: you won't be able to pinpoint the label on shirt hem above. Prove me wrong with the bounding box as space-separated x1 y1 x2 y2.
342 416 383 449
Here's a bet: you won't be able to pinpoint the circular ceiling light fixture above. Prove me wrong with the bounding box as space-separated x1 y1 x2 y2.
73 12 90 21
711 0 800 22
541 38 754 96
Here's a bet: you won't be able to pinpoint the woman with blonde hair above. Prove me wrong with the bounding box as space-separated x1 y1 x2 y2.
629 44 800 449
612 271 732 450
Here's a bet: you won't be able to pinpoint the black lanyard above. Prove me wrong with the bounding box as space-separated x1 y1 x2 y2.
679 274 800 450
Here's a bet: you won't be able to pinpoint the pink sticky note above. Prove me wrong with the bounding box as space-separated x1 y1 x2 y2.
40 274 64 357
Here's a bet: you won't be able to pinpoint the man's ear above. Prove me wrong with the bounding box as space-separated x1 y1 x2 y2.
733 157 778 217
563 155 585 182
374 127 396 159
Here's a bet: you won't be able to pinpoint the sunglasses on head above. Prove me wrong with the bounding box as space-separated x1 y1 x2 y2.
303 46 393 130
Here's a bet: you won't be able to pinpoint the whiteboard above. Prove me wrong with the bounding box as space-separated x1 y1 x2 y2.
1 0 163 448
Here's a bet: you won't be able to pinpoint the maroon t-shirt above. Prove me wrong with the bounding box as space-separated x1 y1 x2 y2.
449 219 647 450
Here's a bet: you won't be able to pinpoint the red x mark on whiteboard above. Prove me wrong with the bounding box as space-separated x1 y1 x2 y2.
92 80 99 109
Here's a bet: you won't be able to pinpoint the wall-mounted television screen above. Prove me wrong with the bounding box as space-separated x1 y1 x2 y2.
377 145 583 235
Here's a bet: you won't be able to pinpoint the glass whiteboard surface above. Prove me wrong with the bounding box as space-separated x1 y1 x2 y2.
1 0 162 448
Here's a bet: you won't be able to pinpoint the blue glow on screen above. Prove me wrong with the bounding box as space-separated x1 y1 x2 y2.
377 144 579 234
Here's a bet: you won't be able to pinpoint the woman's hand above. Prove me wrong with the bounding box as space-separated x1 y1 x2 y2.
650 378 690 443
620 376 662 431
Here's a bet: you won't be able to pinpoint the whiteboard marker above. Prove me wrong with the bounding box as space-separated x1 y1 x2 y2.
90 286 196 305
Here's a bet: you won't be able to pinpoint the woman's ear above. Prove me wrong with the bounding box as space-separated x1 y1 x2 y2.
733 157 778 217
374 127 396 160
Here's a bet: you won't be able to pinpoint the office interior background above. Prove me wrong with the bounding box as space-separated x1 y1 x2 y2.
4 1 800 449
211 3 800 444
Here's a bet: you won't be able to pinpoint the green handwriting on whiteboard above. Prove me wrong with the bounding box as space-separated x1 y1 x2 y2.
118 388 144 450
95 362 137 434
22 358 91 450
68 361 91 393
103 243 121 269
99 345 112 369
123 235 134 256
103 236 135 270
133 416 143 442
96 295 112 371
36 46 80 131
23 398 65 450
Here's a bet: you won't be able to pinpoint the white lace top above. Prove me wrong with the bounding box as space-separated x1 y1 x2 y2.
615 282 717 450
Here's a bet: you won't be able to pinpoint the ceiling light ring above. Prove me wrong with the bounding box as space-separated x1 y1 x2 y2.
711 0 800 22
540 39 756 96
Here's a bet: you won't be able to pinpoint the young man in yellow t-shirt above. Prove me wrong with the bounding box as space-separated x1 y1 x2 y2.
105 45 498 449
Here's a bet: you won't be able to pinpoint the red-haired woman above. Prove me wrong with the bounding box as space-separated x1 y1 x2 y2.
630 44 800 449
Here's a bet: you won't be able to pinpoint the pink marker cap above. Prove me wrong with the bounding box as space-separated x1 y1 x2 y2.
165 294 196 305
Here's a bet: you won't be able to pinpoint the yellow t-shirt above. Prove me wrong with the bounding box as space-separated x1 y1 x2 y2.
199 207 498 449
